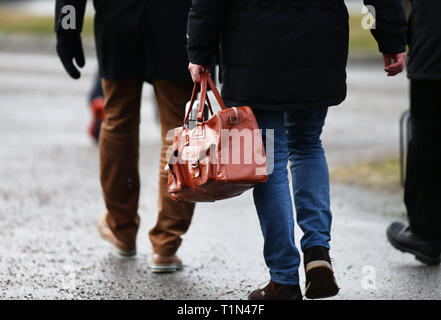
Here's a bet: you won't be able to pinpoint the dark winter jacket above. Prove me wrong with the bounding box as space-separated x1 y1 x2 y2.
187 0 407 110
55 0 193 83
407 0 441 80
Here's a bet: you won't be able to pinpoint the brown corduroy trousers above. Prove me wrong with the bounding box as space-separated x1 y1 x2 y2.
100 77 195 256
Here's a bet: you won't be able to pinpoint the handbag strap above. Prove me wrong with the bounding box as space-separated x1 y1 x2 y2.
183 70 227 124
197 72 227 121
183 84 215 124
207 73 227 110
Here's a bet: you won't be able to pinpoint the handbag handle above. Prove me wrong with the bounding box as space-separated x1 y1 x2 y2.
183 80 213 124
183 70 227 124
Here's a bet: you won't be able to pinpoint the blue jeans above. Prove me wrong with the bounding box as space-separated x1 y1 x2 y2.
253 107 332 285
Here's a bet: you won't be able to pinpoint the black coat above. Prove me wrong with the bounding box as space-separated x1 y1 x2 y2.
407 0 441 80
56 0 193 83
187 0 407 110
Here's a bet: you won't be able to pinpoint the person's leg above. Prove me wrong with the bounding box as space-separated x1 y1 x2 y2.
285 108 331 251
149 80 196 258
252 110 301 286
99 77 143 249
88 73 105 142
405 80 441 243
285 107 338 299
89 73 104 102
387 80 441 265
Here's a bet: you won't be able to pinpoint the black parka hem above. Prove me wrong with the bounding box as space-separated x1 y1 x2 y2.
98 70 193 84
224 96 345 112
407 73 441 81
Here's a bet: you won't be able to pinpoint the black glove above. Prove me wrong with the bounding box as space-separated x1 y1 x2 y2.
54 0 87 79
56 33 85 79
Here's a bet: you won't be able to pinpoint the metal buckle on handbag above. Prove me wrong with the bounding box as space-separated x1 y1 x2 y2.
229 107 239 125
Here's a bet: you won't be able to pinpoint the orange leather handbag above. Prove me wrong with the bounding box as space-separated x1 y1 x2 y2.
167 71 268 202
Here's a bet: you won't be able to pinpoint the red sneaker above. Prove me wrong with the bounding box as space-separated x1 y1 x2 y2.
88 97 105 142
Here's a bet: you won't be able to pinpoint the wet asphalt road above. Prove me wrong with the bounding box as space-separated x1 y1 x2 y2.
0 48 440 300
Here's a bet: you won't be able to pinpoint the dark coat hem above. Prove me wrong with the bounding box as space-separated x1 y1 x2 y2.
407 73 441 81
224 96 346 111
99 71 194 84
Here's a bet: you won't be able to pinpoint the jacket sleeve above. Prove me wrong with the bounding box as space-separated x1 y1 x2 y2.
187 0 232 65
363 0 407 54
55 0 87 35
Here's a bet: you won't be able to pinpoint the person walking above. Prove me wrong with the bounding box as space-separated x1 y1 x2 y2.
55 0 197 272
187 0 407 299
387 0 441 266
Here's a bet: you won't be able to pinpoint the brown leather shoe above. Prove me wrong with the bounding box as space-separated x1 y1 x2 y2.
98 213 136 257
304 246 339 299
149 254 183 273
248 281 303 300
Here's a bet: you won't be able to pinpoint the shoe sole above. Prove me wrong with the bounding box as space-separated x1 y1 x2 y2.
305 261 339 299
113 247 137 258
149 264 183 273
99 233 137 258
387 232 441 266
